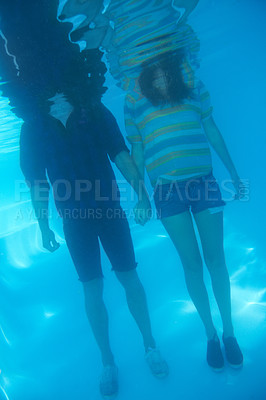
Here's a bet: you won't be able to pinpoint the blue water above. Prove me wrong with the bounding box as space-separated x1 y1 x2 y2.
1 1 266 399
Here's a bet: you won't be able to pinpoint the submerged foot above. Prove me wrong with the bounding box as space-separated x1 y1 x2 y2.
99 364 118 399
145 347 169 379
222 335 243 369
207 333 224 372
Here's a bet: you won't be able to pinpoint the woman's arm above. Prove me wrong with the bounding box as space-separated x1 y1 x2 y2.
202 116 245 198
131 142 145 180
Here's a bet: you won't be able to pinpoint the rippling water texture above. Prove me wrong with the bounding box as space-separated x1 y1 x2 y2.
0 0 266 399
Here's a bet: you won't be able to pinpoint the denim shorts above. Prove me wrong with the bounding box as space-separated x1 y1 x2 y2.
154 172 226 219
63 206 137 281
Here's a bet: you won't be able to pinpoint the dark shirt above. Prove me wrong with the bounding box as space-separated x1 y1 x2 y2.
20 104 129 216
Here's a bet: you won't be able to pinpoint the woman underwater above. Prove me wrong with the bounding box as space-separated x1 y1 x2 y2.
125 52 244 371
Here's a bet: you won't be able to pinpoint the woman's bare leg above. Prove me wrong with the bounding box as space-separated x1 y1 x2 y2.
193 209 234 337
162 211 216 339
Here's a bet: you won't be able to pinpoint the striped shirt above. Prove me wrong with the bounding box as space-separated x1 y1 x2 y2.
105 0 200 88
125 80 213 186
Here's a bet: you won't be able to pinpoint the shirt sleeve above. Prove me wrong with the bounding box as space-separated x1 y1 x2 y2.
198 81 213 121
124 94 142 144
101 105 130 162
20 122 50 189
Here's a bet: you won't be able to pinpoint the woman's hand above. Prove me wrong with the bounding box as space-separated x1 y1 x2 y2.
231 175 248 200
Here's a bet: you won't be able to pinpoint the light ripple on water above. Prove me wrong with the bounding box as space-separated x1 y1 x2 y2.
0 95 22 154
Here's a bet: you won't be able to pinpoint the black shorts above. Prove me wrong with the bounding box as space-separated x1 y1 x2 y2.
63 206 137 282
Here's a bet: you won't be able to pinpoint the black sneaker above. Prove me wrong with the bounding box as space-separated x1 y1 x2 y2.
222 335 243 369
207 334 224 371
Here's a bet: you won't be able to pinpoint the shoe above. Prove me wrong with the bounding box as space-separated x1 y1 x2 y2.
207 333 224 371
222 335 243 368
145 347 169 379
99 364 118 399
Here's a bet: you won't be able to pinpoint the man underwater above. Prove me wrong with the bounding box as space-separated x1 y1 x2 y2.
20 94 168 399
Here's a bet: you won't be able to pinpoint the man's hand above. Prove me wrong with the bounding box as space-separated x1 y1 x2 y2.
40 226 60 252
134 197 151 226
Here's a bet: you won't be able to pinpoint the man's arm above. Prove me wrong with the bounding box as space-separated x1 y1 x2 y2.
202 116 245 198
101 104 151 224
20 122 59 252
114 150 151 226
30 185 60 252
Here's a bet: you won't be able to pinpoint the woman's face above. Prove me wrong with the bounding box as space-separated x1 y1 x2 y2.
152 67 169 98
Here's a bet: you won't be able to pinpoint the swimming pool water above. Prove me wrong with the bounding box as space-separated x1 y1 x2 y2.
0 1 266 399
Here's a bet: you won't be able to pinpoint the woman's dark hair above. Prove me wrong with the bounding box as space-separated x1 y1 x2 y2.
138 51 192 107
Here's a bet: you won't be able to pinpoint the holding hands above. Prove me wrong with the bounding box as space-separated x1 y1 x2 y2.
134 196 152 226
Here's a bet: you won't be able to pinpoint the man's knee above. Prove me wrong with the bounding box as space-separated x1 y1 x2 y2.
82 277 104 301
115 269 142 290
